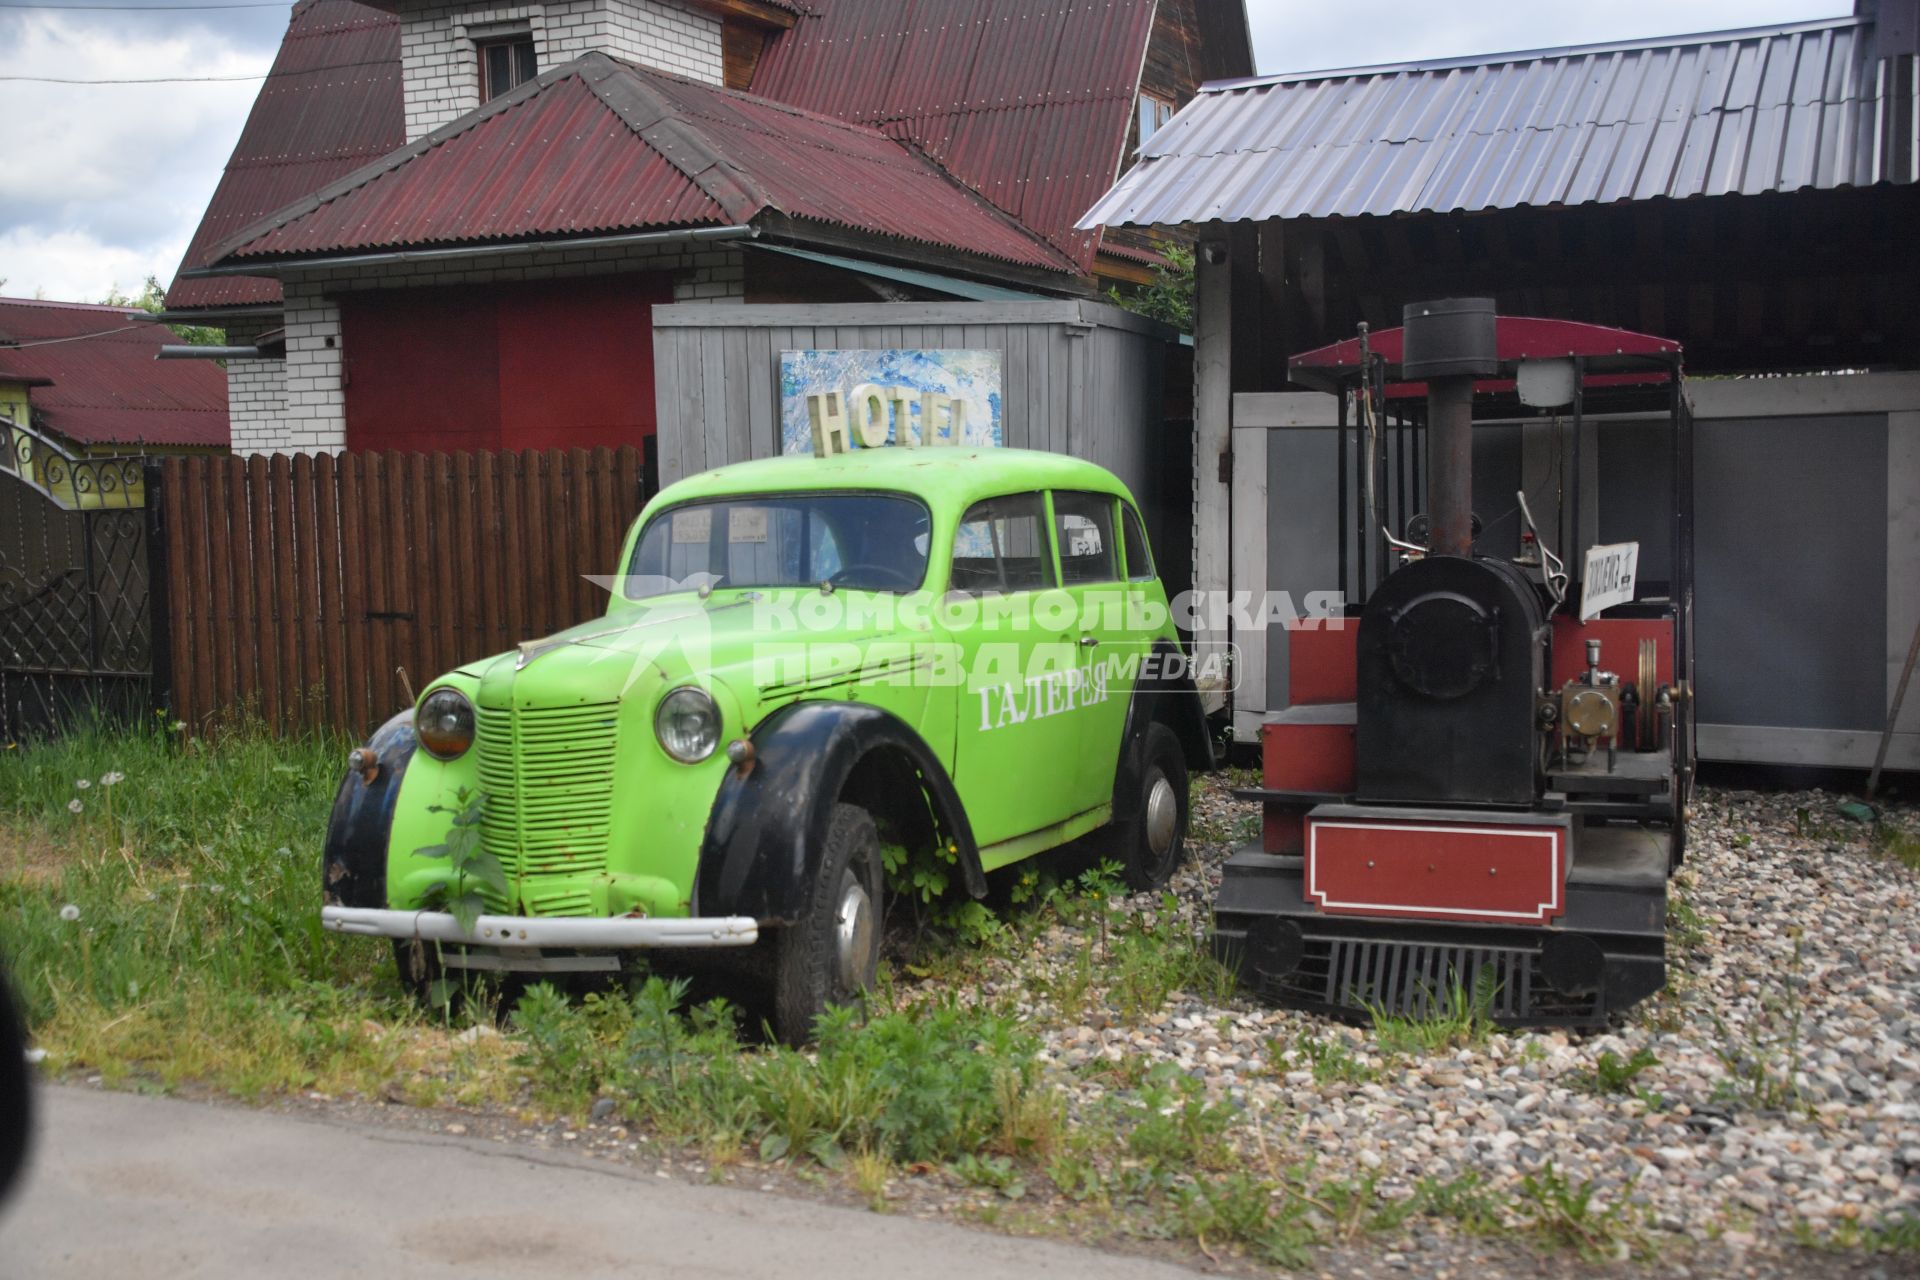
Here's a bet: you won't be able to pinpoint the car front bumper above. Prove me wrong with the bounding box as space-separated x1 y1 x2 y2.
320 906 759 949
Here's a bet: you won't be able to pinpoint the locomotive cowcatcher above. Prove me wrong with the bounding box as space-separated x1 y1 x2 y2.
1215 299 1696 1028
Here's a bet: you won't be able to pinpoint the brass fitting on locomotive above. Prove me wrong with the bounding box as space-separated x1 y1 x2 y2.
1559 638 1621 762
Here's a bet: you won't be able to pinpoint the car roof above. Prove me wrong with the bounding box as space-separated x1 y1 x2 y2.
650 447 1137 513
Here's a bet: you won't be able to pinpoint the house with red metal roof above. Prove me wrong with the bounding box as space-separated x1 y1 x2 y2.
164 0 1251 457
0 298 229 457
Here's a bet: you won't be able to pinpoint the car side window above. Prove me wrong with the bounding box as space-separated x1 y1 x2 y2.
1053 491 1119 585
1121 504 1155 581
950 493 1055 593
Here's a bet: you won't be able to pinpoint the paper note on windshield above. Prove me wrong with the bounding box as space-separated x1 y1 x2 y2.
729 508 769 543
672 508 712 545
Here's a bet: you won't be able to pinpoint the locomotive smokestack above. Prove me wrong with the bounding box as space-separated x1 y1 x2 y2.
1402 299 1498 558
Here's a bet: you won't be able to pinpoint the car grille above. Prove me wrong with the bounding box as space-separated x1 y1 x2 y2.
474 703 620 884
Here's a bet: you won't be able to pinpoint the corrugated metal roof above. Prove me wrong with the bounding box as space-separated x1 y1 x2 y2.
1081 15 1919 228
166 0 403 310
750 0 1159 272
212 55 1075 273
0 300 230 448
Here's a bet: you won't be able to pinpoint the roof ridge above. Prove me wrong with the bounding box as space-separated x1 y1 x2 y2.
575 54 771 225
1212 14 1869 91
0 297 136 312
880 131 1080 273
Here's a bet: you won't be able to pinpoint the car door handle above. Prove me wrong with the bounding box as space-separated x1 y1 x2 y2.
1079 635 1100 647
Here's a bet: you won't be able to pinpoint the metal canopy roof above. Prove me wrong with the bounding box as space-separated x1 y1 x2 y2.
1081 14 1919 228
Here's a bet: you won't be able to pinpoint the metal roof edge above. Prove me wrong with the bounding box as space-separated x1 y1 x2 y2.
651 299 1180 337
1203 14 1869 91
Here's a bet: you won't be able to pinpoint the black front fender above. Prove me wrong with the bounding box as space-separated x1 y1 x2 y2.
322 710 415 910
694 702 981 923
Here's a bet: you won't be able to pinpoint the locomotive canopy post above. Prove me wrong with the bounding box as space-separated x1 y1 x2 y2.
1216 308 1695 1030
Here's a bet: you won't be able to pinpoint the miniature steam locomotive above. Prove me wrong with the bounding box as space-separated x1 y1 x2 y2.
1216 299 1694 1028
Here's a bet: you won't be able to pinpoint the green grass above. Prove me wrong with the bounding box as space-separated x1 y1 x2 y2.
0 720 434 1096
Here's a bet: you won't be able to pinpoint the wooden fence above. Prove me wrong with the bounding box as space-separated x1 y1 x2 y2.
157 447 650 739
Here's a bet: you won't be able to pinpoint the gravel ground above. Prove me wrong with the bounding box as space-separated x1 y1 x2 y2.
998 777 1920 1260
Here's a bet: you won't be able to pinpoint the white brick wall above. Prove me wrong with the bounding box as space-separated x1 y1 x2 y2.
229 241 743 456
397 0 722 140
224 320 291 454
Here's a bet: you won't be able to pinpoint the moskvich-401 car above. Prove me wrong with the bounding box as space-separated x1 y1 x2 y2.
322 434 1210 1042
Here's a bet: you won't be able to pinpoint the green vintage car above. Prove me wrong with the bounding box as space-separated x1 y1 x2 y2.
322 446 1211 1042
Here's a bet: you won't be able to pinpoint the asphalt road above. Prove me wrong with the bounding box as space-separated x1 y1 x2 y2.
0 1086 1204 1279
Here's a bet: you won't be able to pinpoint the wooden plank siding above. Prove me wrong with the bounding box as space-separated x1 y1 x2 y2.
158 446 651 740
649 300 1188 593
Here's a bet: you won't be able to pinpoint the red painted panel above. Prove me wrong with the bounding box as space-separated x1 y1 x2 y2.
343 286 501 455
1262 721 1354 793
342 275 667 454
1289 624 1357 704
1306 817 1568 926
498 274 669 452
1260 717 1355 855
1550 615 1673 691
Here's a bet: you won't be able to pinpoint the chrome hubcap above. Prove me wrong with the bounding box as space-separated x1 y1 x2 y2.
1145 774 1179 857
832 871 875 991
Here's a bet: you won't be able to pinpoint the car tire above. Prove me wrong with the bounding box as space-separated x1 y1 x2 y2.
771 802 883 1046
0 961 31 1204
1119 721 1189 892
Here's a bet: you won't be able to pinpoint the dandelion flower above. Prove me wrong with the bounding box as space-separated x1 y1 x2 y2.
67 798 83 814
100 771 124 787
59 904 80 922
73 778 91 790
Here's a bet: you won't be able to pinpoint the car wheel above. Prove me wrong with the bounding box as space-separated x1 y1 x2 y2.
1120 721 1189 892
772 802 883 1046
0 962 31 1204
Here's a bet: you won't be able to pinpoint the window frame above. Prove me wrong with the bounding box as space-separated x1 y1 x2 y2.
1050 489 1122 587
1119 501 1156 582
478 33 538 102
947 491 1058 596
1137 92 1176 144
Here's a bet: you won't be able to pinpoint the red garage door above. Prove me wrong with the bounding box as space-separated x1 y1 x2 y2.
341 273 670 454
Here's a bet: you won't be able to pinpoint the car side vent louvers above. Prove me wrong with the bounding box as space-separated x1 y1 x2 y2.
474 704 621 890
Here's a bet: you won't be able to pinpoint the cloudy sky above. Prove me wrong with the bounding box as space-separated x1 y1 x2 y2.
0 0 1855 304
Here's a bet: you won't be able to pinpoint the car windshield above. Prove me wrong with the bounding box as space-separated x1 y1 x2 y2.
625 492 932 599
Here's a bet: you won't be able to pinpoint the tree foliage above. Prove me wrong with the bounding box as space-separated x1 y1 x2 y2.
1103 243 1194 333
101 276 226 348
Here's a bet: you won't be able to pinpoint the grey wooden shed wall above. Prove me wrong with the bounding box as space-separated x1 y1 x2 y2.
651 301 1187 578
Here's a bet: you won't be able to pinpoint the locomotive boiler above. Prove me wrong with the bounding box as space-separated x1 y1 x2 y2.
1215 299 1694 1027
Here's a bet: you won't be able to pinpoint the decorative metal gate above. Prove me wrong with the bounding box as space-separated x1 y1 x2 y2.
0 419 153 742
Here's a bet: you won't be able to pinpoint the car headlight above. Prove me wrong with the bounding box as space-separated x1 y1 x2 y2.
416 688 476 760
655 686 720 764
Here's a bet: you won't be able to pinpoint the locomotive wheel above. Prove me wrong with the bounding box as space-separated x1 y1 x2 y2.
771 802 883 1046
1119 722 1190 891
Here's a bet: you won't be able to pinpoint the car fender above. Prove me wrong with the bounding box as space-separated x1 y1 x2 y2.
1111 637 1215 823
695 701 983 923
323 710 416 910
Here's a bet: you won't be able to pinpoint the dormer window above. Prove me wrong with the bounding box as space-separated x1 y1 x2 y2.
480 35 537 102
1138 93 1175 144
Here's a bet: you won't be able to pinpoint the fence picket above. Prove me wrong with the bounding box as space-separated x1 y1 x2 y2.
155 447 649 738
